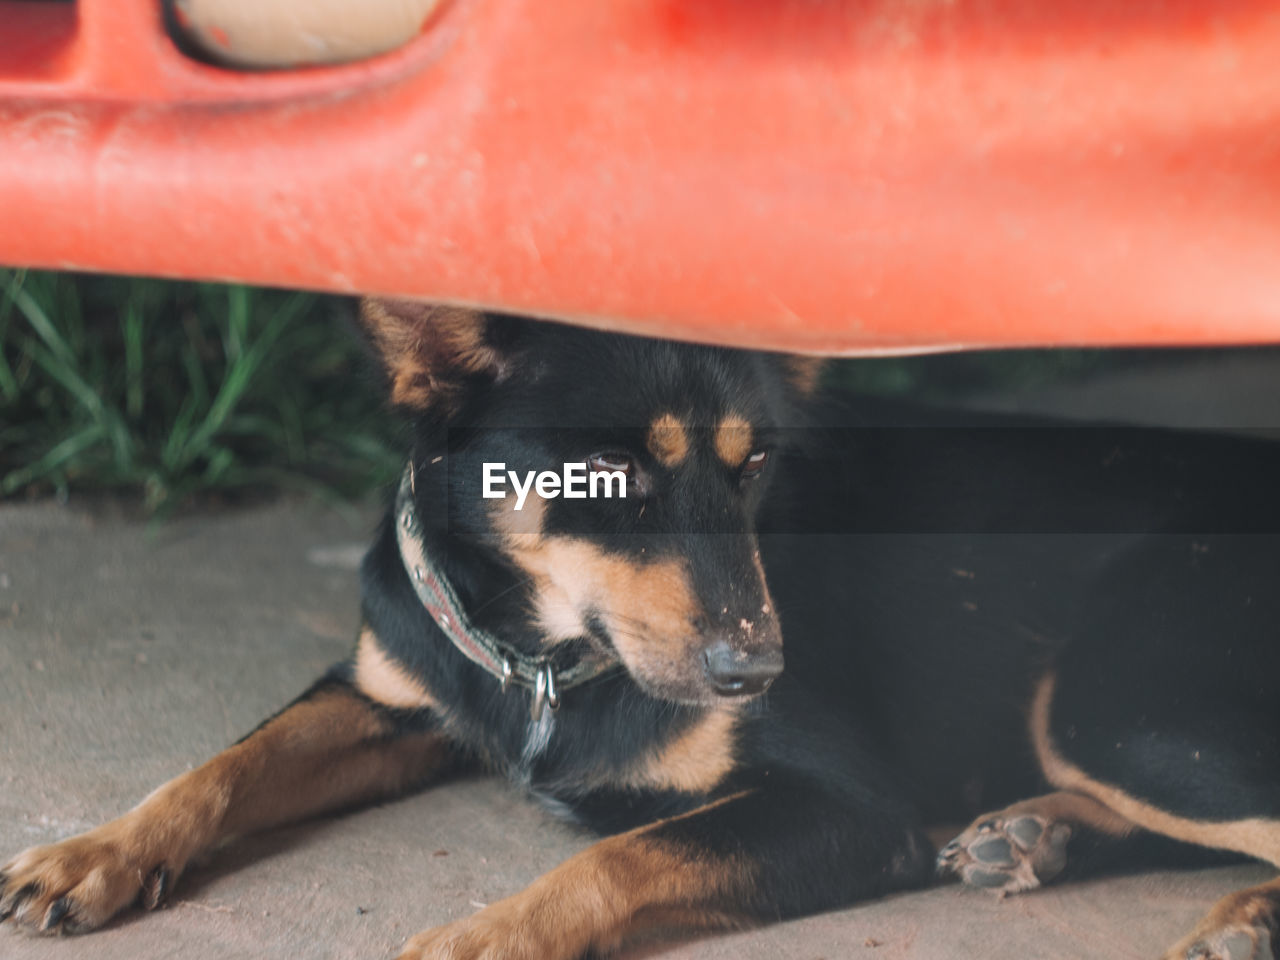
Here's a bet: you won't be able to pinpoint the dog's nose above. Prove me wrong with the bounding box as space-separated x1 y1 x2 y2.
702 641 783 697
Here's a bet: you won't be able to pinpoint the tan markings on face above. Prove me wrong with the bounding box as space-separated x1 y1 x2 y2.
714 414 754 468
492 499 701 684
647 413 690 467
749 546 777 624
1031 672 1280 866
538 543 697 682
396 793 754 959
782 356 827 395
496 479 546 536
617 708 739 794
490 496 581 643
354 626 438 711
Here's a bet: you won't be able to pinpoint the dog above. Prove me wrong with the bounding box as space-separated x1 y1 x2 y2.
3 302 1279 960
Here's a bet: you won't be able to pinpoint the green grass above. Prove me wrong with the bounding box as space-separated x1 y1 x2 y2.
0 270 401 515
0 269 1167 518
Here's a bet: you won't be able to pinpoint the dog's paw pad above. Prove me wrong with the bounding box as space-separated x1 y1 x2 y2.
1182 926 1274 960
937 813 1070 894
967 834 1017 866
1005 815 1044 849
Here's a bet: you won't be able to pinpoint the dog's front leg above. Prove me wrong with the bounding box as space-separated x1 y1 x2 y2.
0 676 450 934
398 779 933 960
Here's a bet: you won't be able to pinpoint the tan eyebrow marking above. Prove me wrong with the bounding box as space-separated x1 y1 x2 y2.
647 413 690 467
714 414 754 468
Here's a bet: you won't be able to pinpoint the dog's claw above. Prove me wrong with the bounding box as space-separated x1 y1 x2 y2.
43 896 71 932
0 881 39 921
141 864 170 910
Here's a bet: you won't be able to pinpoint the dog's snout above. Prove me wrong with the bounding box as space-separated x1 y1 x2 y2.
702 641 784 697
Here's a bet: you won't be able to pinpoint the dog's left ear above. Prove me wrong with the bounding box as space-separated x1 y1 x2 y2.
782 356 827 396
360 298 509 412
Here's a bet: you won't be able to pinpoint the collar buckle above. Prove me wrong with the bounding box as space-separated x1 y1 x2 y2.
531 661 560 721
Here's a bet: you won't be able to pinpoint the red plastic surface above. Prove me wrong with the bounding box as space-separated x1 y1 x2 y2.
1 0 1279 353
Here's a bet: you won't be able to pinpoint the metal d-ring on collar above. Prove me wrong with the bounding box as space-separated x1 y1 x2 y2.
394 460 612 720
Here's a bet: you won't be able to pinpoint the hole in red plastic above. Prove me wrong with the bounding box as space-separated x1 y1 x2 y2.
0 1 79 86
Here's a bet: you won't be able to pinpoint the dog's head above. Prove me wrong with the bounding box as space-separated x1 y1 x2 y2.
362 299 823 705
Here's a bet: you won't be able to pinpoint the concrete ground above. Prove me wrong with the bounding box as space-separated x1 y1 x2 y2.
0 500 1272 960
3 354 1278 959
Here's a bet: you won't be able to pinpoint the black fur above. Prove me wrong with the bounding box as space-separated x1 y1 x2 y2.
354 313 1280 933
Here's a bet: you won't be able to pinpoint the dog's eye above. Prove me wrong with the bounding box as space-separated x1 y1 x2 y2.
741 450 769 480
588 453 633 476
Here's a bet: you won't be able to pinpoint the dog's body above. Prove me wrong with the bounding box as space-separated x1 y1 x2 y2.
4 306 1280 960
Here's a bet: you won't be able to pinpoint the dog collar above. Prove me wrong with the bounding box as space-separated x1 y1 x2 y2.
394 461 619 719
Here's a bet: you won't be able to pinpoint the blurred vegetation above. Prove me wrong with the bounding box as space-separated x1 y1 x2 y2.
830 347 1133 400
1 269 1193 517
0 270 401 516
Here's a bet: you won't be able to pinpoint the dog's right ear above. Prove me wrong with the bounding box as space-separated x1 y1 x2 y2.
782 356 827 396
360 298 509 413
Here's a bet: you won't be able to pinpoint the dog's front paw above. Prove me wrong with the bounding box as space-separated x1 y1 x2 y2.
397 908 525 960
396 909 537 960
936 812 1070 895
1168 924 1274 960
1 826 174 934
396 897 601 960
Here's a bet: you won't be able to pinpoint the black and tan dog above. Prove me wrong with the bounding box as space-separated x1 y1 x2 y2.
3 304 1279 960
